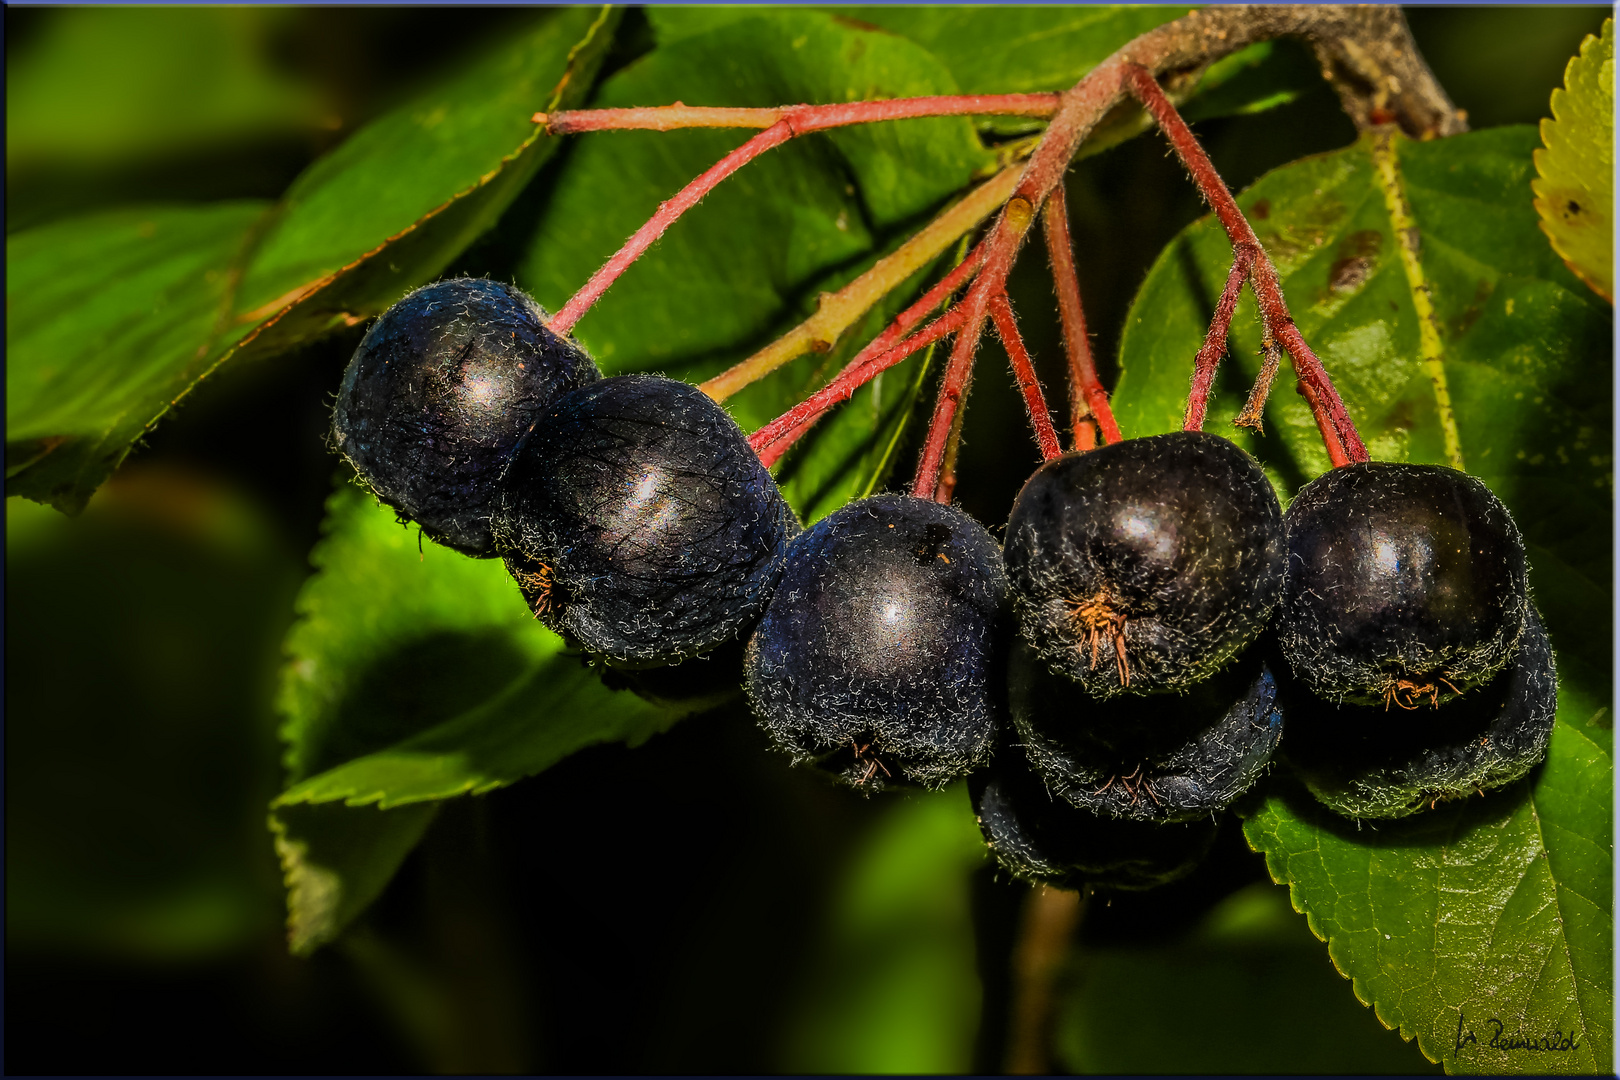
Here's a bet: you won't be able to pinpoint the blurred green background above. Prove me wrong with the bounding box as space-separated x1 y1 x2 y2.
5 6 1606 1073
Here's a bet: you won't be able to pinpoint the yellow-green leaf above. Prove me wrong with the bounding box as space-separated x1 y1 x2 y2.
1533 18 1613 302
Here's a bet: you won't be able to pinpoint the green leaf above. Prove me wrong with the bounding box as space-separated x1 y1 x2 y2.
1114 127 1612 1073
6 8 617 515
780 788 986 1073
5 8 328 171
232 6 618 354
270 479 683 948
6 202 271 512
1534 17 1613 303
269 800 439 956
823 6 1190 95
827 8 1319 136
1056 883 1440 1073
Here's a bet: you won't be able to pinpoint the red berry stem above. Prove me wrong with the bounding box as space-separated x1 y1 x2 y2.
1120 63 1369 464
536 94 1062 135
1041 185 1121 448
547 120 796 335
750 239 988 466
542 96 1058 337
988 292 1064 461
1297 377 1354 468
1183 244 1256 432
751 307 967 465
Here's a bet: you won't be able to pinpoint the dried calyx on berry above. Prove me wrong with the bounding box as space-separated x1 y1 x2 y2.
1003 431 1284 699
492 374 797 666
1277 462 1529 708
971 752 1218 891
332 278 600 557
1282 607 1557 820
745 494 1010 792
1008 639 1284 823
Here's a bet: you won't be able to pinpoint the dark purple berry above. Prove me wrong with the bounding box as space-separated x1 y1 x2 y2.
970 755 1217 891
1278 462 1528 707
492 374 796 665
332 277 600 557
1282 607 1556 819
1003 431 1284 699
744 494 1009 791
596 638 746 715
1007 640 1284 824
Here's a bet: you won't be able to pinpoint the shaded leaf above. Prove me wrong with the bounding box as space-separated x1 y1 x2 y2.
6 202 271 512
232 6 619 353
780 788 986 1073
1113 127 1612 1073
827 8 1319 137
817 6 1188 96
1533 17 1613 303
1056 883 1440 1073
6 8 616 514
270 801 439 956
270 479 683 947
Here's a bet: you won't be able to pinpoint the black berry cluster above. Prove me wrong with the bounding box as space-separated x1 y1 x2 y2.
332 279 1556 899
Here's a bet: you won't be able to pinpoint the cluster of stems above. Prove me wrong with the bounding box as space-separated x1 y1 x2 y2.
536 6 1405 501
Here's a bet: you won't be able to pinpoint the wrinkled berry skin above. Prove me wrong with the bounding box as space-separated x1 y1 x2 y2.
745 494 1010 792
1004 431 1284 698
1283 608 1556 820
1278 462 1528 706
332 278 600 557
493 374 796 665
970 756 1217 891
1008 640 1283 823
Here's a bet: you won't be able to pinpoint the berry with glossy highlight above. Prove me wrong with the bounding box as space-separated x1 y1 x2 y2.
1278 462 1528 707
1003 431 1284 699
332 277 600 557
745 494 1009 791
492 374 796 665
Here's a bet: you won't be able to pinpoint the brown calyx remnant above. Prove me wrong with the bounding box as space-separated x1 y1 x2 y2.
1069 591 1130 686
510 559 557 619
1382 672 1462 711
849 738 892 786
1092 762 1162 807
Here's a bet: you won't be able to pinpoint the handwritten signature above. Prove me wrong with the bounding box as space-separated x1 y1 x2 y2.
1455 1011 1582 1059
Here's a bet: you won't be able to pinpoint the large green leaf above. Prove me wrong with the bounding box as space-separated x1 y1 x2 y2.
1113 127 1612 1072
231 7 617 352
1533 17 1613 303
270 479 685 951
6 7 616 514
6 202 272 512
